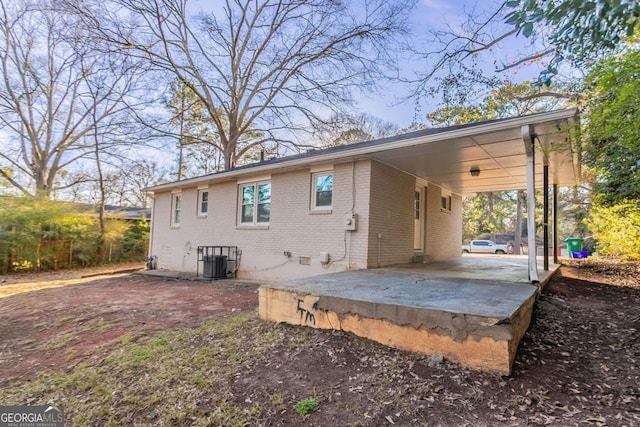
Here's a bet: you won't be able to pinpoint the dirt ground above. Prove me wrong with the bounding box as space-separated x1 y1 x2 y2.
0 260 639 426
0 266 260 387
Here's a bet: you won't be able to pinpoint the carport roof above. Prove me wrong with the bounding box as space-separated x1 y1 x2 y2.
147 108 579 194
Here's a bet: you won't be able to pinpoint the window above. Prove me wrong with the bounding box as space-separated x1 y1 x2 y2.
240 181 271 225
198 189 209 216
172 193 182 226
312 172 333 210
440 195 452 211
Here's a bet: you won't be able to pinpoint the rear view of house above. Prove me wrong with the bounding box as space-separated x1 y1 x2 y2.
146 109 579 282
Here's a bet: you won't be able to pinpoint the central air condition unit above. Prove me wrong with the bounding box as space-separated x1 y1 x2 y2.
203 255 228 279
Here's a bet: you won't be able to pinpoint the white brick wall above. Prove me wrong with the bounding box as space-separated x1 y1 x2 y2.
367 161 415 267
149 160 372 281
424 185 463 260
149 159 463 280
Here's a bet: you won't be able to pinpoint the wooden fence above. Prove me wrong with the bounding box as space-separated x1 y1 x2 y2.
0 240 75 273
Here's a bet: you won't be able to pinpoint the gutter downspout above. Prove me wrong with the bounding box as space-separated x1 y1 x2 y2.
522 125 539 283
543 162 549 271
553 184 559 265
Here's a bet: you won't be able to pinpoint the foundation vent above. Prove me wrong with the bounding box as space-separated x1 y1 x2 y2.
299 256 311 265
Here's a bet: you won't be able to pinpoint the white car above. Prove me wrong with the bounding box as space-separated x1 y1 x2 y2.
461 240 509 254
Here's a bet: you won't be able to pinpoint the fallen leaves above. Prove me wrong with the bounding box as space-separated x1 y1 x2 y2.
1 259 639 426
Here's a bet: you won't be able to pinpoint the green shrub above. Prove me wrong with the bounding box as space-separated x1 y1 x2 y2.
585 201 640 260
0 197 149 271
122 216 150 260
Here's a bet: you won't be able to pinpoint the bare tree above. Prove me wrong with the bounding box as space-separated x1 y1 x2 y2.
102 160 168 208
409 2 576 107
0 0 145 199
81 51 148 252
58 158 168 208
71 0 414 170
313 112 399 147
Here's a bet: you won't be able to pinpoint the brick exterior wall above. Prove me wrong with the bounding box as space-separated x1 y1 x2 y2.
367 161 415 267
424 185 463 260
149 160 372 281
149 159 463 280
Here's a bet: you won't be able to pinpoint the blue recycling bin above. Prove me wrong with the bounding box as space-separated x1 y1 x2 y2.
565 237 584 258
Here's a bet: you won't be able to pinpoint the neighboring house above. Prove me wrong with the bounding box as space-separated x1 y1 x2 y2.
100 205 151 221
146 109 579 281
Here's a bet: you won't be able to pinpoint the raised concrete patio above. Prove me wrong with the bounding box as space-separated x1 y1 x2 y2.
259 255 558 374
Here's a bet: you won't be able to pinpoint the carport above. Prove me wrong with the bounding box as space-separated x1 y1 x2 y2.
356 108 579 281
259 108 580 373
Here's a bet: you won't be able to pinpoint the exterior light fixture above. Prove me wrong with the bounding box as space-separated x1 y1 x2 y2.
470 166 480 177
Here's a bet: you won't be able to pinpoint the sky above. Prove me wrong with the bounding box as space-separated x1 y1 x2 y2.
356 0 547 128
0 0 556 200
197 0 547 129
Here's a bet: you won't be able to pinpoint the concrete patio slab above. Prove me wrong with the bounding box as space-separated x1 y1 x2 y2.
259 256 559 374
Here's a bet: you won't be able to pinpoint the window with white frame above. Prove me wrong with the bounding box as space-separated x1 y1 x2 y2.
240 181 271 225
171 193 182 226
312 172 333 210
197 189 209 216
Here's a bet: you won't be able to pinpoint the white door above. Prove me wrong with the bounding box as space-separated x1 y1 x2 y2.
414 186 425 251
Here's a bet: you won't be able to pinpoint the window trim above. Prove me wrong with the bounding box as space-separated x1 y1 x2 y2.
171 192 182 227
197 189 209 217
311 171 333 211
238 180 271 226
440 195 452 212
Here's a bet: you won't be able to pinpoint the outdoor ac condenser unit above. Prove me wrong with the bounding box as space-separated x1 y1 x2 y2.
214 255 227 278
204 255 228 279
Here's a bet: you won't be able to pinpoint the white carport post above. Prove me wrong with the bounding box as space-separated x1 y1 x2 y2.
522 125 539 283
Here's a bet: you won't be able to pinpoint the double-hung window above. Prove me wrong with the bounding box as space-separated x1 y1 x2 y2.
171 193 182 226
197 189 209 217
240 181 271 225
312 172 333 210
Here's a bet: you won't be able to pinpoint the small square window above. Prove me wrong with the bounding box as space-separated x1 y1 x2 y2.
312 172 333 210
198 190 209 216
441 195 452 211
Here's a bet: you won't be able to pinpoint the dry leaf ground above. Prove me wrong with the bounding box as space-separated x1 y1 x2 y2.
0 259 638 426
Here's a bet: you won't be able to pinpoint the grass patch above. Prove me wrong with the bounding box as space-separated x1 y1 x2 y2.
88 317 112 333
0 313 294 426
295 398 320 416
54 315 79 327
39 331 77 351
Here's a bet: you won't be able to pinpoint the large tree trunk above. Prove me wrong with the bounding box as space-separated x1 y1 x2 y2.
93 126 106 263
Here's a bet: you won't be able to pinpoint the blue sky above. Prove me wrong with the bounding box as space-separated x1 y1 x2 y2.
357 0 547 128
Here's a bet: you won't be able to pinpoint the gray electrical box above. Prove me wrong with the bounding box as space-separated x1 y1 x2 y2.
344 213 358 231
